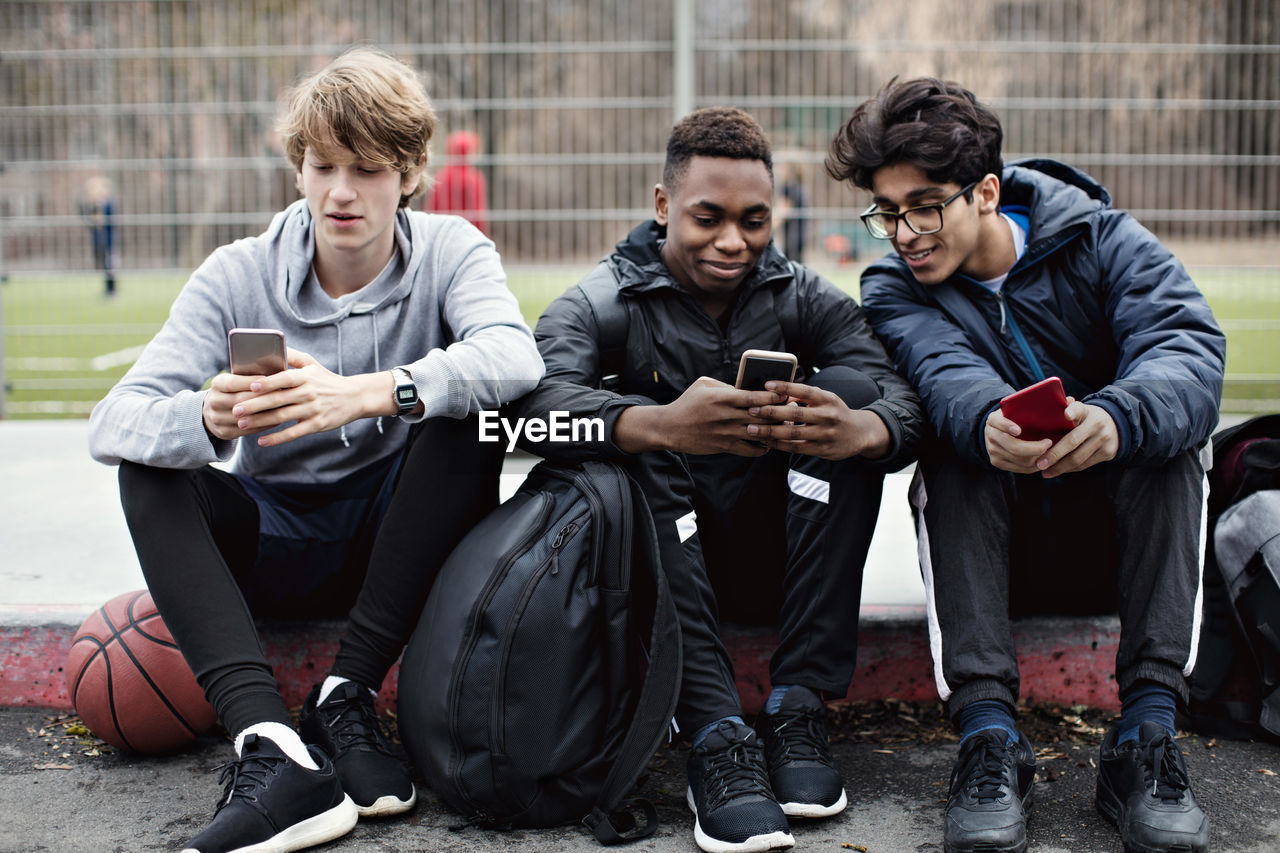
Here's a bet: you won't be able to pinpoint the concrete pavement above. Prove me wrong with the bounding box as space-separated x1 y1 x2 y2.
3 701 1278 852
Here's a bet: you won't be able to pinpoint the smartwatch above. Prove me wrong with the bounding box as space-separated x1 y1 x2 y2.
391 367 419 415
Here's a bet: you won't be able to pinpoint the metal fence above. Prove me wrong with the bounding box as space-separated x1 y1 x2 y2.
2 0 1278 416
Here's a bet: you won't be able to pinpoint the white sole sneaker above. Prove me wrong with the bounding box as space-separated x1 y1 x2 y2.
779 787 847 818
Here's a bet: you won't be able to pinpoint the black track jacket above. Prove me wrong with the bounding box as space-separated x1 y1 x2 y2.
512 220 923 468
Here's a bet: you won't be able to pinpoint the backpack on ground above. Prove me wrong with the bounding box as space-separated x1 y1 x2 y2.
1189 414 1280 740
397 460 681 843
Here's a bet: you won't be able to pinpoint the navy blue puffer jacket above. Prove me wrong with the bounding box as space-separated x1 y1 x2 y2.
860 158 1226 466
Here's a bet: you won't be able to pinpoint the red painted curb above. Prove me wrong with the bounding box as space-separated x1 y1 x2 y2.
1 616 1121 717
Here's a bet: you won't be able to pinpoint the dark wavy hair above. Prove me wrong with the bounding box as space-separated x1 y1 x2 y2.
826 77 1003 192
663 106 773 191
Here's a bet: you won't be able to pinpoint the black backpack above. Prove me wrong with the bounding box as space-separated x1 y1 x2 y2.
397 460 681 843
1189 414 1280 740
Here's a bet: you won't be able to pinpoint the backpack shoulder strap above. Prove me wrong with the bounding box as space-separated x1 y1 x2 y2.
779 261 814 375
577 264 630 392
578 462 681 845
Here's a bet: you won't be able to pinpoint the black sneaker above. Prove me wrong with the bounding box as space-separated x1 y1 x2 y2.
686 720 795 853
299 681 417 817
755 686 847 818
182 733 357 853
1096 721 1209 853
943 728 1036 853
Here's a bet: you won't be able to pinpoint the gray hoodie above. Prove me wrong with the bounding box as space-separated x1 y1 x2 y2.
89 199 543 485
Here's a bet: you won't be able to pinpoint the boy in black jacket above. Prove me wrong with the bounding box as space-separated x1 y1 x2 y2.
829 77 1224 853
513 107 922 853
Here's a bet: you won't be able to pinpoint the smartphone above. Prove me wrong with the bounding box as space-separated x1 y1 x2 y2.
735 349 798 392
227 328 286 376
999 376 1075 442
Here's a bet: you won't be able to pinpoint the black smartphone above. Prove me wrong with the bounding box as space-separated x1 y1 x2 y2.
735 349 798 391
227 328 286 376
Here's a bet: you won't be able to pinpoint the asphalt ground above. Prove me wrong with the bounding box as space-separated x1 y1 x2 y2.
3 700 1279 853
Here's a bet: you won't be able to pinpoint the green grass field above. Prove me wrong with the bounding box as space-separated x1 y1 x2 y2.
3 265 1277 417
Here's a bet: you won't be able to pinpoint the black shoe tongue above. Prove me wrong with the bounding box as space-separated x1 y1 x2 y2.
776 685 824 714
1137 721 1171 743
703 721 751 751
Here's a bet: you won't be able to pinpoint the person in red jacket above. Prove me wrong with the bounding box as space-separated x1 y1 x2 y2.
426 129 490 236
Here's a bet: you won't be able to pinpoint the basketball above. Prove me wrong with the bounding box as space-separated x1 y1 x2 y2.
66 590 217 753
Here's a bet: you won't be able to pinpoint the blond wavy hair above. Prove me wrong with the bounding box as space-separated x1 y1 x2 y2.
277 47 436 207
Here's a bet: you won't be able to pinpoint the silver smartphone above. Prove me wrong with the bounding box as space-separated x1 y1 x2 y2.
734 349 797 391
227 328 286 375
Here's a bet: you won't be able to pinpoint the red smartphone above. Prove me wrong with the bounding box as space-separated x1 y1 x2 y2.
999 376 1075 442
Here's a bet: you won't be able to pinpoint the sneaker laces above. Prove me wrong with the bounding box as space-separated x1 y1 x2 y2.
319 691 393 758
213 750 287 813
701 735 774 810
1139 733 1191 802
767 707 834 765
957 737 1013 804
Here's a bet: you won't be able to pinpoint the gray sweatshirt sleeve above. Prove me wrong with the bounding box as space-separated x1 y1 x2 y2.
88 252 240 468
398 219 544 420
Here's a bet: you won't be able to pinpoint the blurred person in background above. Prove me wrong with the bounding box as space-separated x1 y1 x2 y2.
426 129 490 237
80 174 117 297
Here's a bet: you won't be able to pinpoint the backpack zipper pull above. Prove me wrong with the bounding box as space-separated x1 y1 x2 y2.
549 522 577 575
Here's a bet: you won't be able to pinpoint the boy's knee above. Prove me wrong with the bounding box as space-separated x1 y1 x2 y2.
806 365 882 409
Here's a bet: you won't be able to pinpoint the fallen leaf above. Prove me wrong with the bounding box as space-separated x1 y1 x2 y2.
1258 769 1276 776
873 749 895 754
840 844 868 851
34 763 73 770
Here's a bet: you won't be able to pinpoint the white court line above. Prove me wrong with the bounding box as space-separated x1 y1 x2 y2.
6 357 85 371
89 344 147 371
6 344 145 373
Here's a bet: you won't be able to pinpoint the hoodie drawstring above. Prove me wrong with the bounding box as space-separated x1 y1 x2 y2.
370 313 384 435
335 311 386 447
335 323 350 447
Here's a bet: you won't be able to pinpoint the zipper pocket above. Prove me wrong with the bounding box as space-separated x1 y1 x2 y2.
445 491 553 811
489 515 587 763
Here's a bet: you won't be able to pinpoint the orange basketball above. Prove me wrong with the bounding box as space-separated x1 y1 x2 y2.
66 590 217 753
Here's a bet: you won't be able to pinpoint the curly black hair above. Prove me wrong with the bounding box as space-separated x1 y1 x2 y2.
826 77 1003 191
663 106 773 191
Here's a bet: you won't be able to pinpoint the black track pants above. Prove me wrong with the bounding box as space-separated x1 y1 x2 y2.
118 415 501 736
624 366 887 732
910 441 1209 718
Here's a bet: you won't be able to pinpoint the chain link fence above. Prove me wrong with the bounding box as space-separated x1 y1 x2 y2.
2 0 1277 416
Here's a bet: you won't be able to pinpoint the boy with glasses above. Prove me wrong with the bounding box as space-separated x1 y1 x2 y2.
827 77 1224 853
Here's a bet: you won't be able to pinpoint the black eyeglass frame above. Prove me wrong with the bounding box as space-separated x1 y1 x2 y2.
859 181 979 240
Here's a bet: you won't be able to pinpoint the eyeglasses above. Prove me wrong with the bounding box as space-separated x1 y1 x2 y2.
859 181 978 240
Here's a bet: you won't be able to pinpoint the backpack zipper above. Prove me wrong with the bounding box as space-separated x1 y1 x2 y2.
489 516 587 768
446 491 553 813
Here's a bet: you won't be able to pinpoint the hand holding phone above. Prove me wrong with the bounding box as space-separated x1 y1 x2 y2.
999 376 1075 442
228 328 286 376
735 349 797 392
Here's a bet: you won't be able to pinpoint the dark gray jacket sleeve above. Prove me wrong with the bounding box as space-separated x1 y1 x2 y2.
505 276 640 462
801 269 925 472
